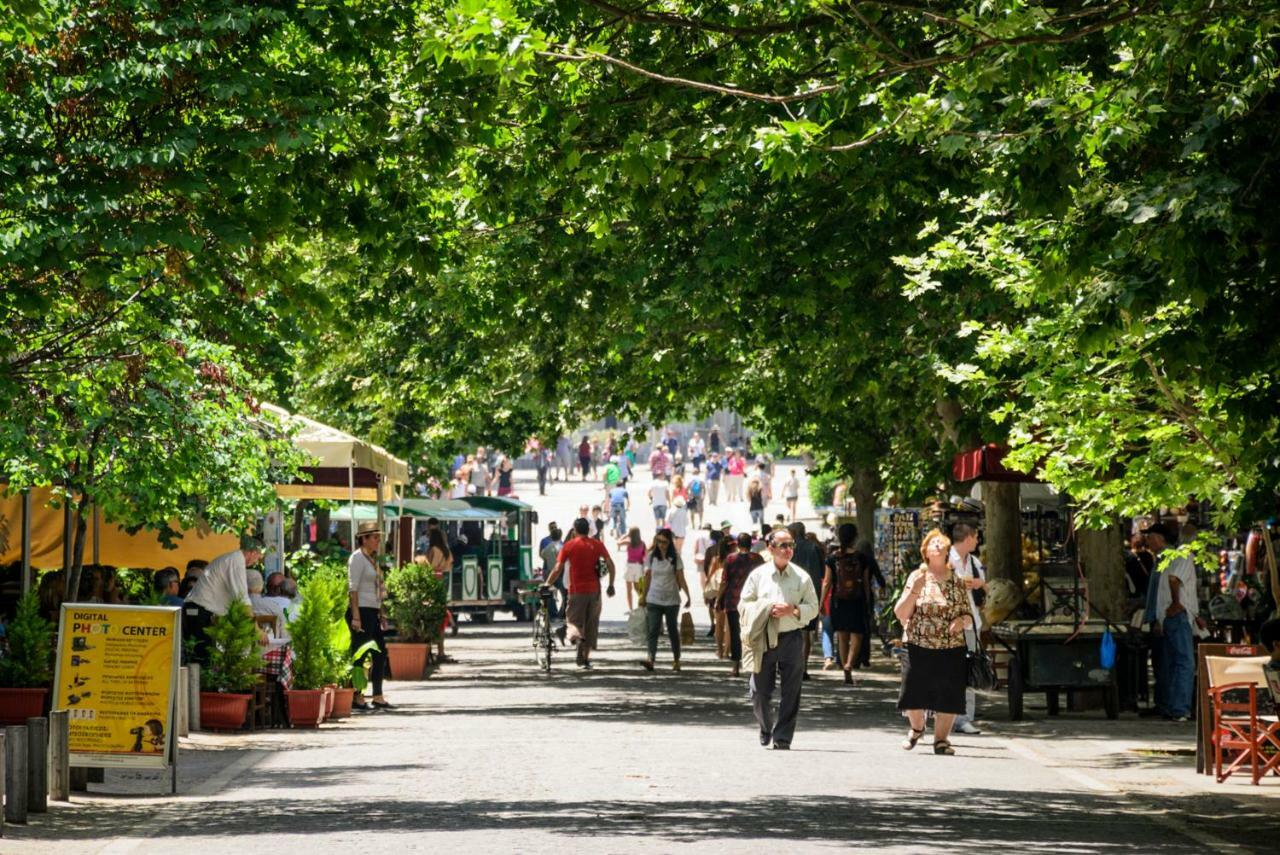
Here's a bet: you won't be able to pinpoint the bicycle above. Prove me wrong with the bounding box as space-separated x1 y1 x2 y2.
528 584 558 672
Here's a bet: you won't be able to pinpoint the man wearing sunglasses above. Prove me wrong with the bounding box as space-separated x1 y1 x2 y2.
739 530 820 750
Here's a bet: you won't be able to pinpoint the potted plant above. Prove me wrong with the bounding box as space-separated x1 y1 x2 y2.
0 591 54 725
285 575 342 727
384 561 447 681
198 601 264 731
332 640 379 719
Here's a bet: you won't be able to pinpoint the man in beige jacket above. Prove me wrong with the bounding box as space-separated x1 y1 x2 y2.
738 529 819 749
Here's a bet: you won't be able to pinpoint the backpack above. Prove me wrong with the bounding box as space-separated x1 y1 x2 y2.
690 479 703 497
834 551 866 601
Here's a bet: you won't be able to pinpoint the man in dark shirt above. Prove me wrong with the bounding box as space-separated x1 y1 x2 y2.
789 522 827 678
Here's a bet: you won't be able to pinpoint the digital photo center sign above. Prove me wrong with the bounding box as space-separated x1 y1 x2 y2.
52 604 181 769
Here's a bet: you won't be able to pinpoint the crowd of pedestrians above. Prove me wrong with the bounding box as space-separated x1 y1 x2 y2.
525 427 1000 757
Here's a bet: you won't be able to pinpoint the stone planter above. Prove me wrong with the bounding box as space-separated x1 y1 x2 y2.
284 689 325 728
0 687 49 727
385 642 430 681
199 692 252 732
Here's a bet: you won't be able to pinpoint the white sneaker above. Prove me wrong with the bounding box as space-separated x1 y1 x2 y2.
956 721 982 735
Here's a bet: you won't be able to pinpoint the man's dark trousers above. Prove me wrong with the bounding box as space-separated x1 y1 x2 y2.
751 630 805 745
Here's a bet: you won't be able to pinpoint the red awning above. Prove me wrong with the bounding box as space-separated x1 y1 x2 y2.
952 444 1041 484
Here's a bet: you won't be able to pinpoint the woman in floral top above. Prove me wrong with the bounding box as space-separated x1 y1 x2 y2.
894 529 973 756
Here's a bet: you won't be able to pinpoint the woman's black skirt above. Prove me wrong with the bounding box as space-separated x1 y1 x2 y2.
897 643 966 714
830 596 869 635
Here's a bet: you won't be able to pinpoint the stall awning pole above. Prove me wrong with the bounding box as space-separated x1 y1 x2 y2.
21 490 32 594
394 484 404 566
376 475 385 559
348 461 356 548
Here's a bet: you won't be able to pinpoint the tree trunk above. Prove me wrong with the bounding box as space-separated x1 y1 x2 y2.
851 466 880 546
982 481 1023 584
66 495 91 604
288 501 309 553
1077 520 1126 623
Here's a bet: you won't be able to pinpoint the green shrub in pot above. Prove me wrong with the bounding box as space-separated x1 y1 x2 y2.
199 601 263 693
384 561 447 643
0 591 54 689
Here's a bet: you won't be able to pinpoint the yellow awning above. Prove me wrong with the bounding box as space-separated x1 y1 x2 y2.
273 484 395 502
0 487 239 571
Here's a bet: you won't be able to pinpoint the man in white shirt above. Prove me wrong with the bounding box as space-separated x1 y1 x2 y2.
1146 522 1201 720
739 529 819 750
688 432 706 472
949 523 987 734
185 541 262 662
649 479 670 525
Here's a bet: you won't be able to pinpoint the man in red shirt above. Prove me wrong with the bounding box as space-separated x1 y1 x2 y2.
546 519 616 669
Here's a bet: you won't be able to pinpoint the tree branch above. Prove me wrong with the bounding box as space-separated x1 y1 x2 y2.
821 108 909 151
538 50 840 104
579 0 830 37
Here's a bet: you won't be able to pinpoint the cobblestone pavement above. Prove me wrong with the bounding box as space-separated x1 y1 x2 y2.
6 466 1278 853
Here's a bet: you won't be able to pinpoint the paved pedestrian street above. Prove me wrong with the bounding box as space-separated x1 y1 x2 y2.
7 621 1280 854
6 467 1279 853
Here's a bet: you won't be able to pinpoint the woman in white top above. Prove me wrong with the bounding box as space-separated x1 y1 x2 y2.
667 497 689 553
348 521 391 710
782 469 801 522
640 529 692 671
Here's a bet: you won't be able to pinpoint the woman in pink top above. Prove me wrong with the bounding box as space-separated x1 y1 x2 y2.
616 527 648 609
726 452 747 502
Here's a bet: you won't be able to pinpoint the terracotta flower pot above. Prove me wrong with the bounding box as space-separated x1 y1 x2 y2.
322 684 336 720
0 687 49 726
330 687 356 720
385 642 430 681
199 692 252 732
285 689 325 728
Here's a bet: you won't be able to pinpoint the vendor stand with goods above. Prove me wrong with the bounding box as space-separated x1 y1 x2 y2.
873 444 1142 721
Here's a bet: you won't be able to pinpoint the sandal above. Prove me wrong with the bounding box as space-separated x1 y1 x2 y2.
902 728 925 751
933 739 955 756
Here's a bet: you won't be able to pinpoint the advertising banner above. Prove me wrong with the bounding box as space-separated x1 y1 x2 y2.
52 604 181 770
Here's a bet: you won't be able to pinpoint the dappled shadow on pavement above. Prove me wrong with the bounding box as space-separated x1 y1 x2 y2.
27 789 1279 853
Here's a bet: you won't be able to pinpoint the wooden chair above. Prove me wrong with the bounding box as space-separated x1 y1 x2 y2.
1205 655 1280 785
249 676 273 730
254 613 280 638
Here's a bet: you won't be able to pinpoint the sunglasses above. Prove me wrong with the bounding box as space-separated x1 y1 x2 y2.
771 541 795 550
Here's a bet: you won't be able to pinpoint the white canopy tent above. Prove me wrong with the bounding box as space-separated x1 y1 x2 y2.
262 403 411 563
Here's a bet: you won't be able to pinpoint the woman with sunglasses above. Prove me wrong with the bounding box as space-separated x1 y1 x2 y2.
894 529 972 755
640 528 692 671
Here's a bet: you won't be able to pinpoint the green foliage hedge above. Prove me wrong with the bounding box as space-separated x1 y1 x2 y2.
0 591 54 688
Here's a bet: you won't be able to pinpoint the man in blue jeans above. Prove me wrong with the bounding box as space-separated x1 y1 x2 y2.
608 482 630 537
1144 522 1202 721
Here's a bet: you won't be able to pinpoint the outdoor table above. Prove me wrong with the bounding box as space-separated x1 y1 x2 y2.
990 619 1135 720
261 641 294 690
